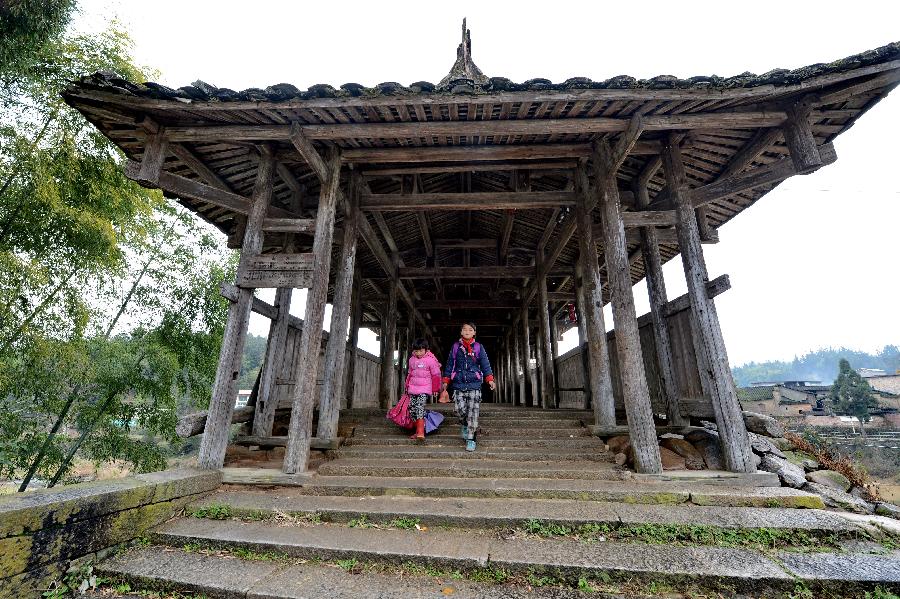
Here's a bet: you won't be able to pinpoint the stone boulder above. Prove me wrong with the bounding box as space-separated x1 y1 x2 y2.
606 435 630 455
748 432 786 459
659 447 686 470
876 502 900 519
803 482 875 514
770 437 795 452
806 469 852 492
660 438 705 470
613 452 628 467
742 411 785 438
760 454 806 489
685 429 724 470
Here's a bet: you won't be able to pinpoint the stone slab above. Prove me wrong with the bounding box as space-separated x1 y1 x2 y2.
0 468 220 538
98 544 280 598
151 518 795 591
343 437 606 449
194 490 862 533
317 458 627 480
333 446 611 462
221 468 314 486
779 550 900 586
688 485 825 509
630 470 781 488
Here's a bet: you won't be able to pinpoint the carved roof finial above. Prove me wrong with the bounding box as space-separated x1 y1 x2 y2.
438 18 488 90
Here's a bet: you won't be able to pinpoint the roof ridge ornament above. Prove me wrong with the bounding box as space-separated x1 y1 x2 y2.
437 18 489 91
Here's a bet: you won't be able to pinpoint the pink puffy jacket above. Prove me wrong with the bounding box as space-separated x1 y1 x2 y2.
406 351 442 395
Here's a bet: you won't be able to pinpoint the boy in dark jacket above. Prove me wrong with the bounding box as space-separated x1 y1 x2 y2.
441 322 494 452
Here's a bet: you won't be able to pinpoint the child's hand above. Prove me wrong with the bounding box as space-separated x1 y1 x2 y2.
488 380 496 391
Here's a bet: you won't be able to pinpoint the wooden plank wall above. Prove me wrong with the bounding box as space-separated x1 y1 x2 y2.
273 326 383 410
555 305 713 419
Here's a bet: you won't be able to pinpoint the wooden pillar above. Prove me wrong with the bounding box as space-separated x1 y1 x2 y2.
662 135 754 473
635 182 687 427
783 100 823 174
574 173 615 428
594 145 662 474
519 306 533 407
283 147 342 474
344 270 362 409
574 262 592 411
537 259 555 408
316 184 360 441
513 327 525 406
549 311 561 409
199 150 275 470
252 286 293 437
379 280 398 410
532 329 542 408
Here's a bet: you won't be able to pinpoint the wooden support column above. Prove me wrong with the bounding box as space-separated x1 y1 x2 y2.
635 176 686 427
594 144 662 474
574 167 615 428
513 327 525 406
537 258 555 408
316 178 360 442
198 149 275 470
344 269 362 409
252 287 292 437
283 146 342 475
136 129 168 186
662 135 754 473
574 262 592 411
520 305 534 407
549 312 561 409
379 279 399 410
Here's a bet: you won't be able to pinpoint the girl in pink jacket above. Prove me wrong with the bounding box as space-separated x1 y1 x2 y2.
406 338 442 441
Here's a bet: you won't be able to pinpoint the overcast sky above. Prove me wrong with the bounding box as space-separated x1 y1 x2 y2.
75 1 899 366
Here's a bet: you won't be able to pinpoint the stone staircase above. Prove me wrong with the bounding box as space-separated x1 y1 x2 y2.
93 405 900 598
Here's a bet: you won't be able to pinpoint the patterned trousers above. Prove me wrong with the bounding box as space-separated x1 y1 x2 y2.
453 388 481 440
408 394 428 421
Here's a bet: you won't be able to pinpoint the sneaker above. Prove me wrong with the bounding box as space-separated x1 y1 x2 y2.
466 440 476 452
461 425 468 439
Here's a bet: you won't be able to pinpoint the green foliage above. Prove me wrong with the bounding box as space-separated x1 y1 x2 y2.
388 517 421 530
348 515 372 528
830 359 879 428
866 587 900 599
336 558 358 572
732 345 900 387
0 0 76 86
189 503 233 520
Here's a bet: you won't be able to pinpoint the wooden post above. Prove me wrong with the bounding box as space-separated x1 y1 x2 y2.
574 262 592 411
531 328 542 408
662 135 755 473
136 129 168 186
316 182 360 441
537 258 555 408
344 270 362 409
513 328 524 406
574 171 615 428
252 286 292 437
549 311 561 408
198 149 274 470
519 306 534 407
379 279 398 409
283 147 342 475
594 144 662 474
635 181 687 427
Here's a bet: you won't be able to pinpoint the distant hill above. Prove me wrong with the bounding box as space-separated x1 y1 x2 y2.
732 345 900 387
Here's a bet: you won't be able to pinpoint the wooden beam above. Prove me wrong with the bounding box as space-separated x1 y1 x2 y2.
416 212 433 258
621 211 677 228
783 99 823 174
136 129 168 186
360 190 577 211
339 143 659 165
602 114 645 173
262 218 316 233
661 274 731 318
361 161 578 176
164 112 789 143
397 266 571 279
433 238 497 249
414 300 524 309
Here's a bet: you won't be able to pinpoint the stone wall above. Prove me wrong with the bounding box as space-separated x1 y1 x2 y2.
869 374 900 396
0 468 220 598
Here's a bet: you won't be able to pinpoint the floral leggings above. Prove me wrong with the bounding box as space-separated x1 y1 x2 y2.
408 393 429 420
453 388 481 440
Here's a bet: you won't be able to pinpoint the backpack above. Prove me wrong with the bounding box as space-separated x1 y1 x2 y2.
448 340 482 381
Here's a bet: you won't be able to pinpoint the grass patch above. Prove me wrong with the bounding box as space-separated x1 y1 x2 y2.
786 431 879 501
187 503 232 520
517 519 869 551
388 517 421 530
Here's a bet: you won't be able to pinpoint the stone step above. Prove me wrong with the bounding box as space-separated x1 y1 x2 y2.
351 426 594 439
342 436 607 449
356 417 586 428
270 475 824 508
332 445 612 462
95 545 599 599
192 489 861 534
317 457 625 480
138 518 900 594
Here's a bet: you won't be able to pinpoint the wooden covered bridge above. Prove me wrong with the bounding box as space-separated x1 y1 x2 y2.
63 25 900 476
